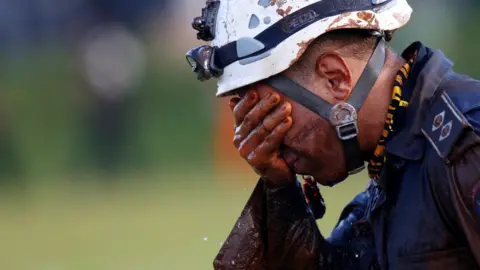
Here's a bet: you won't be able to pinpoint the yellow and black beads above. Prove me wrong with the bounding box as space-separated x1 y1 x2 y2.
367 56 416 181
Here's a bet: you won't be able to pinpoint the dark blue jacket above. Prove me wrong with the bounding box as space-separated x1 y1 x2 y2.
213 43 480 270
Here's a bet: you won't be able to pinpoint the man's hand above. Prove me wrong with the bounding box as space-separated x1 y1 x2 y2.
229 89 294 187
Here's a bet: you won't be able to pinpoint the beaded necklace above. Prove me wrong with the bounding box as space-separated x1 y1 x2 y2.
367 54 416 181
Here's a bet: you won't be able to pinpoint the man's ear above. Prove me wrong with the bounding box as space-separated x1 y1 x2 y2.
315 53 353 102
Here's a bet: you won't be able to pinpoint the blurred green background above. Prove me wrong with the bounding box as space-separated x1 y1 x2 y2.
0 0 479 269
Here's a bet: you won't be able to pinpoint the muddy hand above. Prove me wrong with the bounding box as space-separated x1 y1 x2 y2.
229 89 295 187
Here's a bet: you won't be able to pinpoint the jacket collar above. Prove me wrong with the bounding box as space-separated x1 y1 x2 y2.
384 42 454 162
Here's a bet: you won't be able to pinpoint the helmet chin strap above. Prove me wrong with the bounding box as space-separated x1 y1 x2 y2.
265 37 386 175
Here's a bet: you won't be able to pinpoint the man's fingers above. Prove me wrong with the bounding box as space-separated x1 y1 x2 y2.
237 125 269 157
262 102 292 131
253 116 292 157
229 97 241 112
236 92 281 140
233 90 258 126
237 102 292 151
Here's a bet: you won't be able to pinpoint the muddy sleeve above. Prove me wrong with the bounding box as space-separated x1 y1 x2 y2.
445 131 480 264
214 179 370 270
213 180 266 270
263 180 362 270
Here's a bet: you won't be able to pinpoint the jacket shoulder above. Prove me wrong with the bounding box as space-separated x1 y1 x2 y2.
420 76 480 244
421 72 480 163
421 91 472 163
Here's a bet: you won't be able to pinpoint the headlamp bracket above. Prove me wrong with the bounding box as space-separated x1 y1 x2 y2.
192 0 220 42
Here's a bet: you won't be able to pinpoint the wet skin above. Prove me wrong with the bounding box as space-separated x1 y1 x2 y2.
229 87 294 188
230 84 349 187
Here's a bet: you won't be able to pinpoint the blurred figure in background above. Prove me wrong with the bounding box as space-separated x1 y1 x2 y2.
0 0 171 177
74 0 169 174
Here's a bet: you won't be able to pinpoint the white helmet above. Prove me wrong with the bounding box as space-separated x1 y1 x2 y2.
186 0 412 97
186 0 412 177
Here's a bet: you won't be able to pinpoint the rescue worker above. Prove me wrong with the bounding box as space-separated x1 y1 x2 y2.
186 0 480 269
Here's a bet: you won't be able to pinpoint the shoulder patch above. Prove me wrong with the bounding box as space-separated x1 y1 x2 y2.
421 92 472 163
